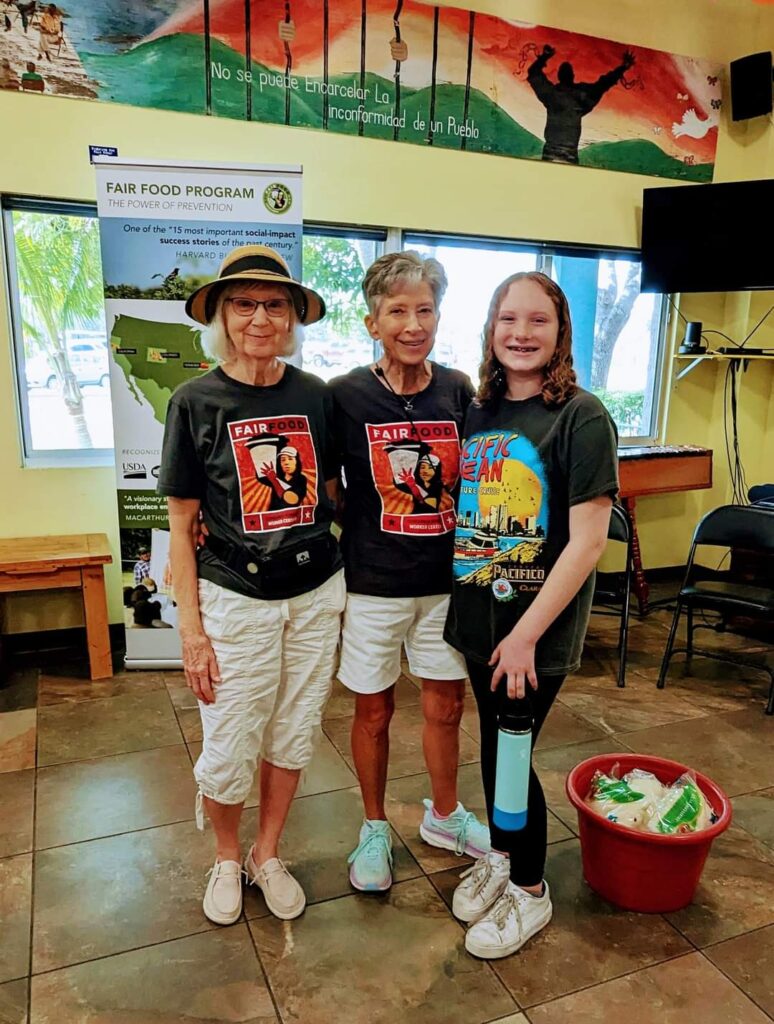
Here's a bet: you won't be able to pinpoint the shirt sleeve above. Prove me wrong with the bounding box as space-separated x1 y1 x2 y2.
567 412 619 507
156 395 206 499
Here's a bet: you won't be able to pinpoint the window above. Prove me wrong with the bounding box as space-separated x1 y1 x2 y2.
300 226 386 382
405 234 538 383
405 232 667 441
2 198 113 466
549 251 666 440
2 197 666 465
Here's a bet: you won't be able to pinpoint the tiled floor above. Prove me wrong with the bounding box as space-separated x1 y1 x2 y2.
1 606 773 1024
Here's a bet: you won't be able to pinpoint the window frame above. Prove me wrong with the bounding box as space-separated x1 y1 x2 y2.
402 229 669 444
2 195 114 468
2 197 670 466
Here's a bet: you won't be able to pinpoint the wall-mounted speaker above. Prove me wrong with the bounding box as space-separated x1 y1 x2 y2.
729 51 773 121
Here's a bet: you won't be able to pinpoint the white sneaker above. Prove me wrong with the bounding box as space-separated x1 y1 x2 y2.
202 859 243 925
244 846 306 920
465 880 552 959
452 852 511 923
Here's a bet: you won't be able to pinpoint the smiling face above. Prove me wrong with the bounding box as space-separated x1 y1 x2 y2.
222 282 292 362
365 281 438 367
491 278 559 383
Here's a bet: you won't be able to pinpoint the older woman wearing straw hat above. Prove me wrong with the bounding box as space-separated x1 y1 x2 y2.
158 244 345 926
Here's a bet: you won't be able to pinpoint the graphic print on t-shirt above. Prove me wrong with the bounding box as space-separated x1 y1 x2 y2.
229 415 318 533
455 430 549 600
366 420 460 535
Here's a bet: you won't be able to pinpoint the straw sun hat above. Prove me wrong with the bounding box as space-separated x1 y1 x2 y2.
184 244 326 326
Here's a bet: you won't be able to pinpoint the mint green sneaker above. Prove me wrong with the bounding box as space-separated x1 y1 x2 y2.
348 819 393 892
419 799 491 857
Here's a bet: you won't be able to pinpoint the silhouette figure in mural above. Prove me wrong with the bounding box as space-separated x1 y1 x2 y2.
527 44 636 164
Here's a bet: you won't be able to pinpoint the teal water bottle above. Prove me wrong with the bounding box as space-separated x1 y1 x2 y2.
493 703 533 831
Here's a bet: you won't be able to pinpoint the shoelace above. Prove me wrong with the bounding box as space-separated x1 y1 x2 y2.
347 829 393 867
492 889 524 937
453 810 482 855
459 855 494 897
206 861 245 884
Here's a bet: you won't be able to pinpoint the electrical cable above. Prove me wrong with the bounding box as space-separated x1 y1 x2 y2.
701 329 741 349
722 360 749 505
740 304 774 348
667 294 688 326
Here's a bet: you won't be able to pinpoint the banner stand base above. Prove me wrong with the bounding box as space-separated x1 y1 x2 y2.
124 658 184 671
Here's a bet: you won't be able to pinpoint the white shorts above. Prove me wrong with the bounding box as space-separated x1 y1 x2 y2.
193 570 346 817
338 592 466 694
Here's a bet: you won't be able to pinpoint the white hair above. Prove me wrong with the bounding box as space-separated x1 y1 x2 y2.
199 281 303 363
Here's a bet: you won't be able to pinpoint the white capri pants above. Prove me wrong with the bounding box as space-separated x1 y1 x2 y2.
193 569 346 827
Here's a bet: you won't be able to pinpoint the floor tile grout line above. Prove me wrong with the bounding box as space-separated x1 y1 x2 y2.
423 868 523 1015
702 920 774 950
244 918 290 1024
519 946 701 1015
698 945 774 1022
26 922 219 979
27 667 41 1023
35 738 188 771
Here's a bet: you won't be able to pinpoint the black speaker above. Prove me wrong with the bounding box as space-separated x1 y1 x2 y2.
730 51 773 121
679 322 706 355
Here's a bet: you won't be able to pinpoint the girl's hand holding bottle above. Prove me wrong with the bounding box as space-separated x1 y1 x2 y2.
489 624 540 699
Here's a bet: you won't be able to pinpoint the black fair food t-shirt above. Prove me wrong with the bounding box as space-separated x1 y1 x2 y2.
444 389 619 675
157 365 342 600
332 363 474 597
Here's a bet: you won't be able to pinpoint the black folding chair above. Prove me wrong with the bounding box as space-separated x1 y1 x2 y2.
591 504 633 689
657 504 774 714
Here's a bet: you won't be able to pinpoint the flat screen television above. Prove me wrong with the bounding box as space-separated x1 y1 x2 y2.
640 179 774 293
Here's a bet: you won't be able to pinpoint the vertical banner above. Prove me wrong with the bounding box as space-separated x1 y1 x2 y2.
93 157 303 668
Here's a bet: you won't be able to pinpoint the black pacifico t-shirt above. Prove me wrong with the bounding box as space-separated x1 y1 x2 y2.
444 389 619 675
332 363 474 597
157 365 342 600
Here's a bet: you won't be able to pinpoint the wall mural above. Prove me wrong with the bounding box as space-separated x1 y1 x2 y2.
0 0 723 181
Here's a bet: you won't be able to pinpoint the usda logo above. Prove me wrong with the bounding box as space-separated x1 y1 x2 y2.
263 183 292 214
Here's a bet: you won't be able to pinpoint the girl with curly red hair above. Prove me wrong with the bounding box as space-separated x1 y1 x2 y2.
444 271 619 960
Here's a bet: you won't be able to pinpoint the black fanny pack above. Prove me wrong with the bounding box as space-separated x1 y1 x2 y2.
203 530 339 597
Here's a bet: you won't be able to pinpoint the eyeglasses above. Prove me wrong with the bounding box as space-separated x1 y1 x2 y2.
226 297 291 318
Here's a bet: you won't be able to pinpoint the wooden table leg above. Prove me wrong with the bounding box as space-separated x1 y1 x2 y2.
81 565 113 679
622 497 650 616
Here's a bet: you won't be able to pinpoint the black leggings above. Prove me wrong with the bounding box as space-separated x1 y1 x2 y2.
467 660 566 887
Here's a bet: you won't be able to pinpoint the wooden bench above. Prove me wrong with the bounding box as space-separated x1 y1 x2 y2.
0 534 113 679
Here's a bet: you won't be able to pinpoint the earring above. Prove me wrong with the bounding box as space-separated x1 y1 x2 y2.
493 364 504 386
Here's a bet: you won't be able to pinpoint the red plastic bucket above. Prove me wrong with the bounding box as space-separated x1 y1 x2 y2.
565 754 732 913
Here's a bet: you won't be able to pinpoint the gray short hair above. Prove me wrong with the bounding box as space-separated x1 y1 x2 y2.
362 251 447 316
199 281 302 363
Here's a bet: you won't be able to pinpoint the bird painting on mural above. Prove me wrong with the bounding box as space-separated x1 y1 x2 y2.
151 267 180 285
671 107 719 139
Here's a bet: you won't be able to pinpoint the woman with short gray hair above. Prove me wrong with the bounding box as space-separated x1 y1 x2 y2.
158 244 345 927
332 250 490 893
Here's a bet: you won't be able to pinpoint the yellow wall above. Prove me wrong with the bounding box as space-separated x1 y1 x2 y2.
1 0 772 630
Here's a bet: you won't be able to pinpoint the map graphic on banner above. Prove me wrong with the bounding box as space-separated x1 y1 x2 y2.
111 315 209 426
94 157 303 667
3 2 722 181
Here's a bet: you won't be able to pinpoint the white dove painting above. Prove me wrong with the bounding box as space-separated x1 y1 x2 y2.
672 107 720 139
